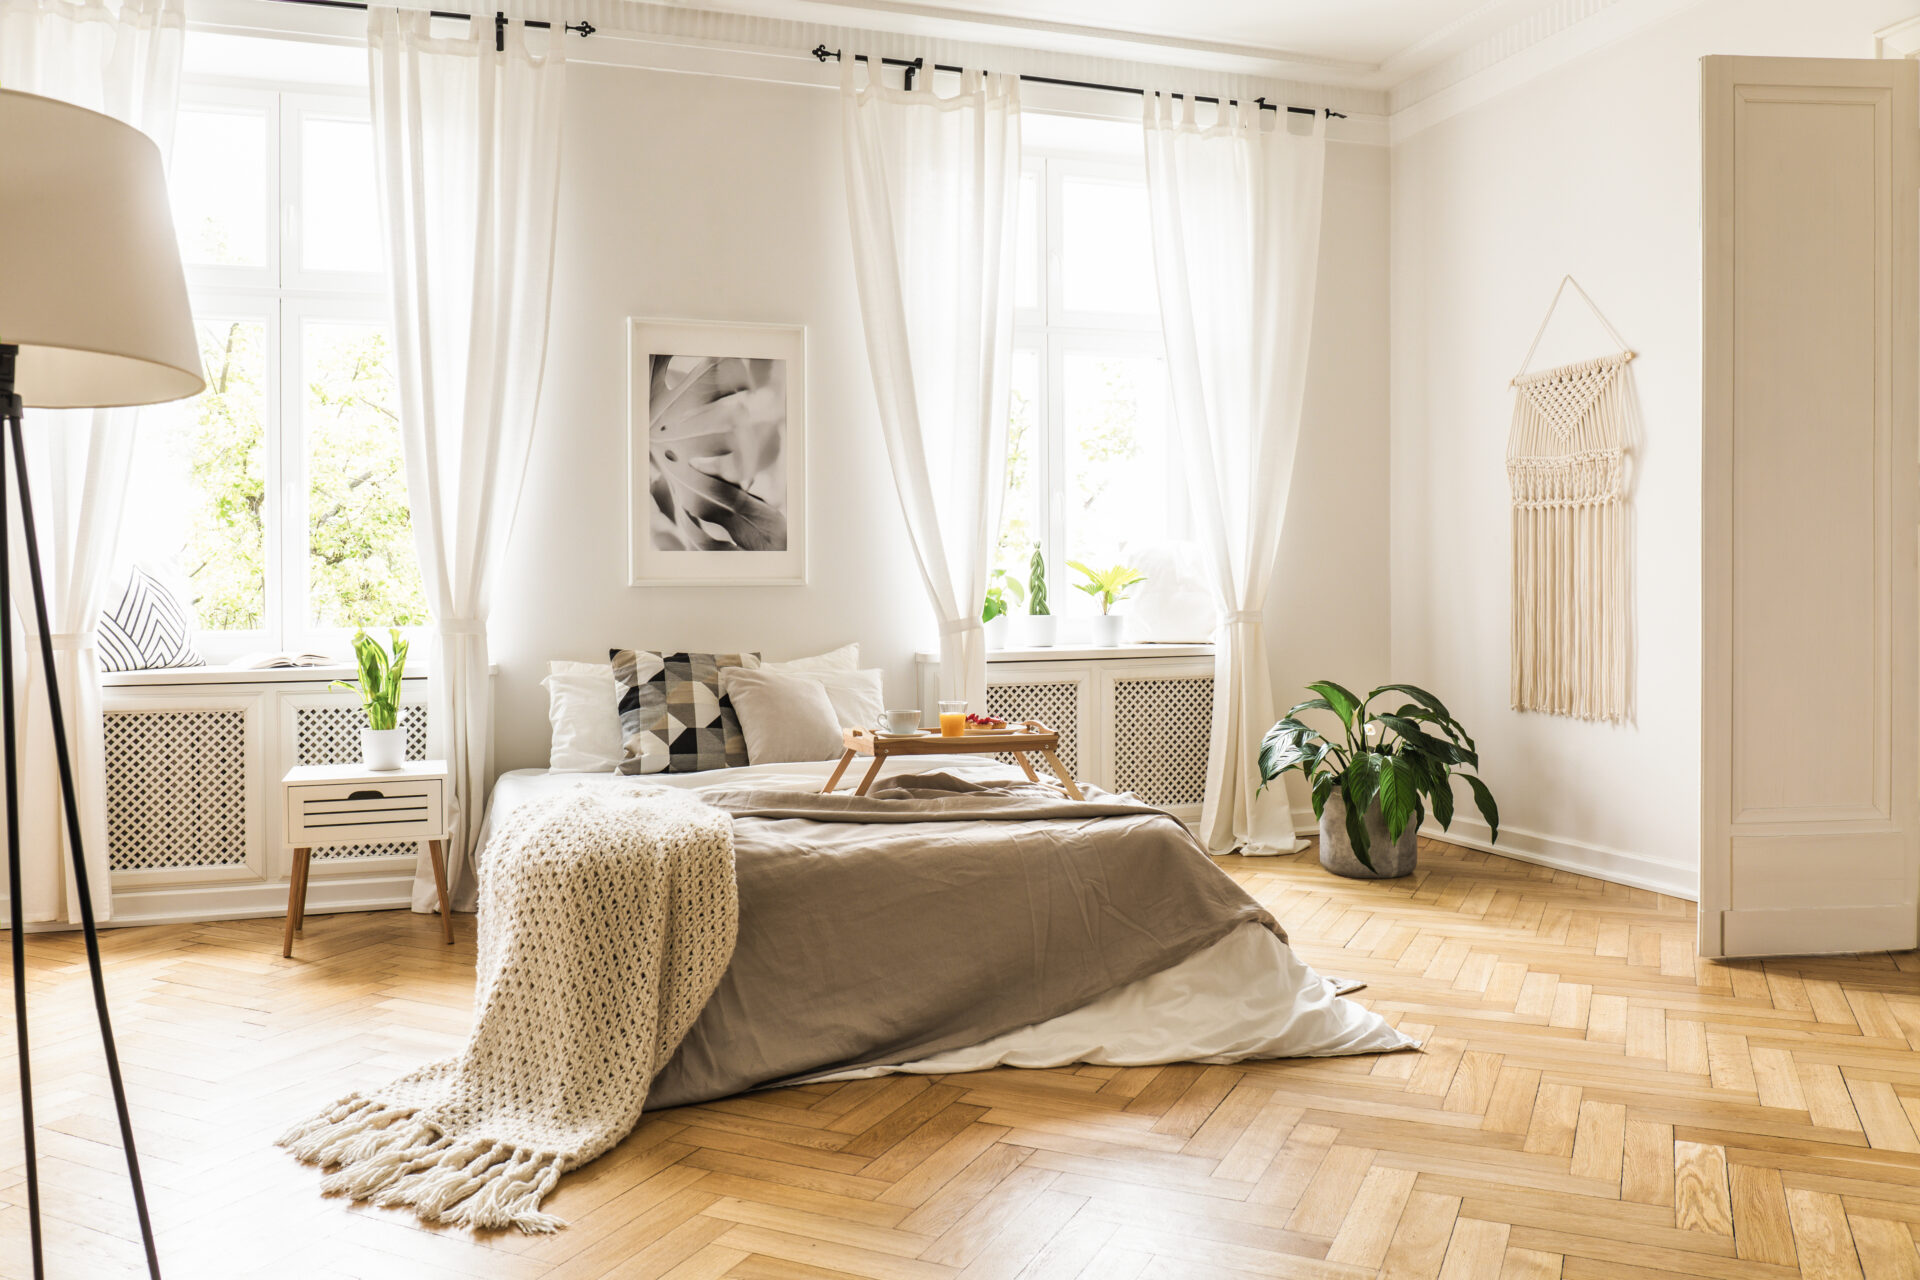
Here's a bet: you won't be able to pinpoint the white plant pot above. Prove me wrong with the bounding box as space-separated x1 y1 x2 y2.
361 726 405 772
984 614 1010 650
1024 615 1057 647
1088 613 1126 647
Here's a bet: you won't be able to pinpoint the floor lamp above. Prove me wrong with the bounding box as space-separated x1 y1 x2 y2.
0 90 206 1279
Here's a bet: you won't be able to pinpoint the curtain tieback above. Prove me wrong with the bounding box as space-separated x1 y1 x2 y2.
1223 611 1262 626
939 617 983 637
436 619 487 638
43 632 92 651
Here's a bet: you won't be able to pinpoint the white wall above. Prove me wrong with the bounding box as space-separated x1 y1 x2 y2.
491 61 1394 777
1390 0 1919 897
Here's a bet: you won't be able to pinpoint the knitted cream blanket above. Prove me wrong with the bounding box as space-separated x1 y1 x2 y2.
278 785 738 1233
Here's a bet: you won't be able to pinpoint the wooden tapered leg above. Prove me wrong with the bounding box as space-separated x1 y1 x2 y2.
852 757 887 797
283 847 311 958
1042 751 1084 800
427 839 454 945
1011 751 1041 782
822 750 856 793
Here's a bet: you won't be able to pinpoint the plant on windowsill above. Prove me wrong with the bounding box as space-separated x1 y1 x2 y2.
981 568 1026 650
1023 545 1055 648
1068 560 1146 648
1257 680 1499 879
334 627 410 771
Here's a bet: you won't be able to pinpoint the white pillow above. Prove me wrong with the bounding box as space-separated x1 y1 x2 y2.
808 668 885 730
543 660 624 772
762 642 860 674
718 667 846 764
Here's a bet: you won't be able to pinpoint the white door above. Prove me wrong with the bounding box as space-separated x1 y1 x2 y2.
1702 56 1919 957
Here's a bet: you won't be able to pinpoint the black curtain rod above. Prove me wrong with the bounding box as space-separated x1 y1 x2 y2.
812 45 1346 120
262 0 594 49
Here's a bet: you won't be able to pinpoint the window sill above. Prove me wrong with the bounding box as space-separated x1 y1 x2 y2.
99 664 431 689
914 643 1216 664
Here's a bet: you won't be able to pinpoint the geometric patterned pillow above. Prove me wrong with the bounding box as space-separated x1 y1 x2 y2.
97 566 206 673
610 649 760 774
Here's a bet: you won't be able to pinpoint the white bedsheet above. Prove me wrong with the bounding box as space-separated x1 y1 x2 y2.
481 765 1416 1081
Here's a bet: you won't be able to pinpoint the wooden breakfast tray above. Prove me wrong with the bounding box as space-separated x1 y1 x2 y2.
823 720 1084 800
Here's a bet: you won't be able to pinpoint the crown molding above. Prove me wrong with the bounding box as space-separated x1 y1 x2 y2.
1389 0 1709 141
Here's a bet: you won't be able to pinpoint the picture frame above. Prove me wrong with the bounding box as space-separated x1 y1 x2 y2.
627 318 808 586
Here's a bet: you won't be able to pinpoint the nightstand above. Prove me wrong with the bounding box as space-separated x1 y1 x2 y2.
281 759 452 958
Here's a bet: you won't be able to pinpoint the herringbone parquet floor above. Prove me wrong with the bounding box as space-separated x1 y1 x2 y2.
4 836 1920 1278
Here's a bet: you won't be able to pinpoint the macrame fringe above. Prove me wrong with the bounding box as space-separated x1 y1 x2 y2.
278 1095 567 1234
1507 353 1631 723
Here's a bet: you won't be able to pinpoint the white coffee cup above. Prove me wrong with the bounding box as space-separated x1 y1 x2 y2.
880 709 922 735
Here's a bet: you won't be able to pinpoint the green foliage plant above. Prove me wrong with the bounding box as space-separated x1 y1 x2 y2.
1028 545 1050 617
1258 680 1499 873
1067 561 1146 615
982 567 1027 623
334 628 409 731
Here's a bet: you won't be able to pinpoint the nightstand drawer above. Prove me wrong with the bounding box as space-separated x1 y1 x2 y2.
286 778 445 845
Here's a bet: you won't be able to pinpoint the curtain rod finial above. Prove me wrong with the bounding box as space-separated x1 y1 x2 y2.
812 43 840 62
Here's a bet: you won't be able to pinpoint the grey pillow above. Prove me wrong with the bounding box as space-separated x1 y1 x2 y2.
718 667 847 764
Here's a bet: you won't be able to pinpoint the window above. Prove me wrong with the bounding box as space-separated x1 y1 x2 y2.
995 134 1182 617
128 79 426 658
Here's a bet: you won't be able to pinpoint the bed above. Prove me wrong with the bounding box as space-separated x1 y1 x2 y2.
476 755 1413 1109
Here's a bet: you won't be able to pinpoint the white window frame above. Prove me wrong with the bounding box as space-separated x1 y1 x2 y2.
172 76 416 662
1008 148 1180 610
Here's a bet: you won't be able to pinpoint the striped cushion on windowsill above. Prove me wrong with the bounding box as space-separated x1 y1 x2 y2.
98 567 206 673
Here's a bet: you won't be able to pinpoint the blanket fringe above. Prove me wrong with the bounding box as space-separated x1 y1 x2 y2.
277 1095 568 1233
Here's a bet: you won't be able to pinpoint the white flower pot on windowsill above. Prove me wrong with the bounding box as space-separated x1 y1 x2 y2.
1089 613 1125 647
361 726 405 771
984 615 1010 649
1022 615 1057 647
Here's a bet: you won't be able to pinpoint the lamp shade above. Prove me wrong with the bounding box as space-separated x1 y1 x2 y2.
0 88 204 409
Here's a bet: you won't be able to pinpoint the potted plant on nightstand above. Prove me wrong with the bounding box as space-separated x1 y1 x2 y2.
1024 545 1056 647
1069 560 1146 647
335 627 409 771
1258 680 1499 879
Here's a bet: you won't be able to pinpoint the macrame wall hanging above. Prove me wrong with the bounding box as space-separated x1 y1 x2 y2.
1507 276 1635 723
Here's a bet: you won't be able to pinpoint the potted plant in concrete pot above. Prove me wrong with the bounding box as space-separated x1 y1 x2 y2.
1069 560 1146 646
982 568 1024 650
1023 545 1056 647
1258 680 1498 879
334 627 409 771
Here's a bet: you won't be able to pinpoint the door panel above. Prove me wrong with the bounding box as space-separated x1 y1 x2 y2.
1702 56 1919 957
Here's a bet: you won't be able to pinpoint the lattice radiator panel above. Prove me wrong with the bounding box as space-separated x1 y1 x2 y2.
296 704 429 860
984 680 1079 779
105 709 249 872
1111 674 1214 807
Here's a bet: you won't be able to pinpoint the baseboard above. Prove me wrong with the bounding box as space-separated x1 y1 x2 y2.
105 871 421 929
1292 807 1697 901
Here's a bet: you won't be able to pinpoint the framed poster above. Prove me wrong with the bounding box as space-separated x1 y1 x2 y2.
628 318 807 586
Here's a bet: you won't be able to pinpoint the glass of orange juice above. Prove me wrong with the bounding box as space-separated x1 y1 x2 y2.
938 700 967 737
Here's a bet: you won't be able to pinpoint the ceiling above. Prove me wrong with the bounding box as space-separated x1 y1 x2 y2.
727 0 1556 87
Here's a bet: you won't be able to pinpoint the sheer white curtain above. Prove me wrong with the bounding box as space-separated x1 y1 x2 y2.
1143 94 1326 855
368 6 565 911
840 60 1020 709
0 0 184 924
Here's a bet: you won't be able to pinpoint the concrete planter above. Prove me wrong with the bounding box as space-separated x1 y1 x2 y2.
1318 787 1420 879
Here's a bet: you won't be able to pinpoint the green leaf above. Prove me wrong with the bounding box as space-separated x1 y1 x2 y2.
1287 696 1335 718
1377 755 1421 841
1340 782 1375 872
1258 718 1323 781
1368 682 1452 722
1428 761 1455 829
1344 751 1383 815
1374 714 1473 768
1462 773 1500 843
1308 680 1363 731
1311 772 1335 820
